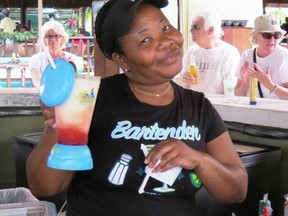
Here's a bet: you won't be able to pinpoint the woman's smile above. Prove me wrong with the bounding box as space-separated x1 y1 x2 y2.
156 49 182 65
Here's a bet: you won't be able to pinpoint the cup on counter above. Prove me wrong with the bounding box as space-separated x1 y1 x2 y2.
39 58 101 170
223 79 236 97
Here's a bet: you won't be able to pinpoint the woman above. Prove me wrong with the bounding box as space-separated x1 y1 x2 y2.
26 0 247 215
29 20 78 88
234 14 288 99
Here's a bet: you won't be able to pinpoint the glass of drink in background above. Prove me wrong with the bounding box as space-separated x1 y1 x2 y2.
189 63 198 84
188 55 198 84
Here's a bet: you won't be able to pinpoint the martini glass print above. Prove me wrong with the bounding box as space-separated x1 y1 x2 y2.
146 145 175 193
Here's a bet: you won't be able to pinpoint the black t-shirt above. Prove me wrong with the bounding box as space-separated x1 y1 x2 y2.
66 74 227 216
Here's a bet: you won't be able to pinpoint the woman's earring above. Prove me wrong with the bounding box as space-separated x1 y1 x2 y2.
123 68 129 73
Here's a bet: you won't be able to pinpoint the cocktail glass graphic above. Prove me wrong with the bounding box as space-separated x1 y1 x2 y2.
39 58 101 170
139 144 182 194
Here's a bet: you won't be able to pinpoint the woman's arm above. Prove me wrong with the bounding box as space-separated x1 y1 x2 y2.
30 68 42 88
196 132 247 203
249 64 288 100
271 82 288 99
234 61 250 96
26 102 75 197
234 79 248 96
145 132 248 203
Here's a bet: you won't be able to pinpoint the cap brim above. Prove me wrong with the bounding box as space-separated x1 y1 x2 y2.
253 29 286 35
139 0 168 8
100 0 168 59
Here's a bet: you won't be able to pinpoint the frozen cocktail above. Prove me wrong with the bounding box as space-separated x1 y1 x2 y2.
39 59 101 170
55 75 99 145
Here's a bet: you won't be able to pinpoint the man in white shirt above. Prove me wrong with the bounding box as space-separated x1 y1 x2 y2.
174 11 240 94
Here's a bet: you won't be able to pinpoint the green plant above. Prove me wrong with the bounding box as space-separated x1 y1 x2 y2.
0 30 37 41
0 31 11 40
66 29 80 37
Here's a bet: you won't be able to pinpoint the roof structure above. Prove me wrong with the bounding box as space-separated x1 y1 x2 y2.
0 0 95 8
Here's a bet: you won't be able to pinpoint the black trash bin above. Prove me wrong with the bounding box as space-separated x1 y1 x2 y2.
14 132 66 212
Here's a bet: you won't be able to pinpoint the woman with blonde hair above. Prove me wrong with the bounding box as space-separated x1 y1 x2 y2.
234 14 288 99
29 20 77 88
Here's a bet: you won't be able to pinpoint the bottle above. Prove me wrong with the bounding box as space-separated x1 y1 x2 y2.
12 52 17 64
188 55 198 84
189 64 198 84
249 77 258 105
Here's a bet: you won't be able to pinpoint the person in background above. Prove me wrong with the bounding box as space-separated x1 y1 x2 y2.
73 26 91 55
0 9 16 33
234 14 288 99
19 25 29 33
26 0 247 215
64 18 77 31
29 20 78 88
78 26 90 37
174 11 240 94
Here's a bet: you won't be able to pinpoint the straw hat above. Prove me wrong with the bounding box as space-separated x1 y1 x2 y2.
253 14 286 35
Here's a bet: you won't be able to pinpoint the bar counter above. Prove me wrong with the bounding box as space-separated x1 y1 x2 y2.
206 94 288 129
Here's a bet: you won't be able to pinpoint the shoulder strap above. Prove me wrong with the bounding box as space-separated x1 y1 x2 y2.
253 48 264 98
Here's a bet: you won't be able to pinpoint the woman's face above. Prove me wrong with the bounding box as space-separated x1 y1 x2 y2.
117 3 184 84
45 30 62 51
256 32 281 56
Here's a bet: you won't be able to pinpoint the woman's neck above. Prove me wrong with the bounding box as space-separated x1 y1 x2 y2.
128 80 174 106
50 50 63 59
257 46 275 58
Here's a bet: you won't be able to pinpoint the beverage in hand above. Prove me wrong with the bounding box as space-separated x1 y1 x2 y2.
55 75 100 145
189 64 198 84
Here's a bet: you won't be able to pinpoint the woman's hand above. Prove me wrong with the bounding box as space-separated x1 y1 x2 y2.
239 61 251 89
144 138 199 172
182 71 196 87
248 63 275 90
40 100 56 129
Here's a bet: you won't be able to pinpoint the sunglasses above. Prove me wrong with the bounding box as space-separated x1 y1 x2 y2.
45 34 62 39
261 32 282 40
190 24 200 31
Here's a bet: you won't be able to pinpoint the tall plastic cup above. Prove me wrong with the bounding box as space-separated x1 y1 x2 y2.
39 58 101 170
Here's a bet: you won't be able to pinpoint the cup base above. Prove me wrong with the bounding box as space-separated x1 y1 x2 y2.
47 144 93 170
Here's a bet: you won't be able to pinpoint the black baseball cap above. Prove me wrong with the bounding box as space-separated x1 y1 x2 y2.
95 0 168 59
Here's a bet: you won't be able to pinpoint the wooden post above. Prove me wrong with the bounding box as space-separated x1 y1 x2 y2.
94 39 118 78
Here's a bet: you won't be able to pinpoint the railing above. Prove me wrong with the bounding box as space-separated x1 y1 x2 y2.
68 36 95 73
0 39 38 57
68 36 94 58
0 61 32 88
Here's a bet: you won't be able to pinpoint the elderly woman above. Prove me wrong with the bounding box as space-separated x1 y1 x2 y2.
26 0 247 215
235 14 288 99
29 20 78 88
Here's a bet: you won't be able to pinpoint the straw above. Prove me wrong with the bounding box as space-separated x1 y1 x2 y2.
44 47 57 69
